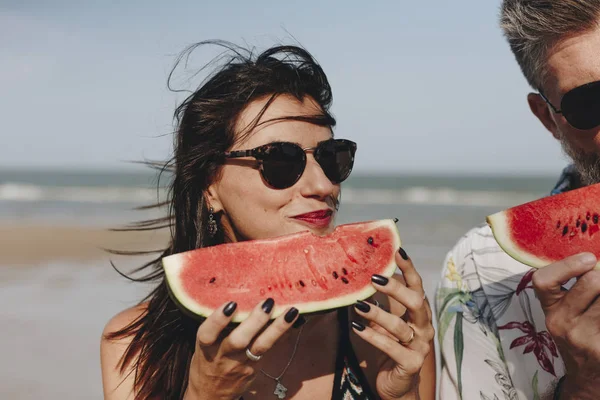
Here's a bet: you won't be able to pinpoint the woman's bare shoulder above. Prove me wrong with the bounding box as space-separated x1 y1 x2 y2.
100 302 148 400
102 302 148 340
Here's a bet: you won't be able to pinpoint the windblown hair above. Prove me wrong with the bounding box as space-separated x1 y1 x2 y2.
105 41 336 399
500 0 600 90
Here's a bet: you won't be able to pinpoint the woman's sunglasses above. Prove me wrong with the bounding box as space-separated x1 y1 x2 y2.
539 80 600 130
223 139 357 189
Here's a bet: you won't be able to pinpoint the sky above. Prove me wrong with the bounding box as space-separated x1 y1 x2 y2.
1 0 570 175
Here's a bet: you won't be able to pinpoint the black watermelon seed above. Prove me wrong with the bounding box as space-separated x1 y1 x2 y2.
342 268 348 275
562 226 569 236
577 220 581 227
341 277 349 284
367 237 374 245
209 277 216 283
582 222 588 233
587 212 591 220
299 280 305 287
595 214 599 224
332 271 339 279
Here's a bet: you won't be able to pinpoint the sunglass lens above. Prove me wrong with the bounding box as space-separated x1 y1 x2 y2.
260 143 306 189
562 81 600 130
316 140 356 183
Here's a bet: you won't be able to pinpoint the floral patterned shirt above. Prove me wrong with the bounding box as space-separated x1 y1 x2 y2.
435 165 582 400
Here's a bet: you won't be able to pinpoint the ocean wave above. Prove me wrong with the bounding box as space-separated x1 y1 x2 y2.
0 183 162 204
341 187 540 207
0 183 541 207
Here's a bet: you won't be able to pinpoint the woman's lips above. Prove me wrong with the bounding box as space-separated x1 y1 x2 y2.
292 210 333 228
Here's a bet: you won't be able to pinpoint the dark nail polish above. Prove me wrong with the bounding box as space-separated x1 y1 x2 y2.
292 316 306 329
371 274 389 286
262 298 275 313
354 300 371 313
223 301 237 317
284 307 299 323
351 321 365 332
399 247 409 260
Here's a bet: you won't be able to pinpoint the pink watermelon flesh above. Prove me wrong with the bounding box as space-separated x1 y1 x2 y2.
162 219 401 322
487 183 600 269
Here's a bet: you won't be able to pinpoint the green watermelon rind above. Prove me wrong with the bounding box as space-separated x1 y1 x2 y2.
486 211 553 268
488 209 600 270
163 219 401 322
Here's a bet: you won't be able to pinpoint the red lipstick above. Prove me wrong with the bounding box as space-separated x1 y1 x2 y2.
292 209 333 228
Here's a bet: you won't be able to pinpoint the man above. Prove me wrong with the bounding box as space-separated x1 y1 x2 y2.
436 1 600 399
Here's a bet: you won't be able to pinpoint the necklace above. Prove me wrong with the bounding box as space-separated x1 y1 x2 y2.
260 324 305 399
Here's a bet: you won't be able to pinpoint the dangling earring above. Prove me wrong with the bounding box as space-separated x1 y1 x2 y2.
207 207 218 237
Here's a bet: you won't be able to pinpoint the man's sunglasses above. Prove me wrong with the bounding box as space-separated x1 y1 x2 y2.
223 139 357 189
539 80 600 130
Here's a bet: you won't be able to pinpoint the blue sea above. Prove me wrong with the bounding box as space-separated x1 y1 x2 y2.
0 168 556 223
0 166 561 272
0 167 560 294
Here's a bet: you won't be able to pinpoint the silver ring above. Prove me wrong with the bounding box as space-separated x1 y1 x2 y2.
245 348 262 362
400 326 415 345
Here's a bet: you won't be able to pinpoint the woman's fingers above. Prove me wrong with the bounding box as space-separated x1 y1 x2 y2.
247 307 300 357
351 322 424 374
395 248 424 296
221 298 276 353
196 301 238 347
354 300 414 342
371 272 429 327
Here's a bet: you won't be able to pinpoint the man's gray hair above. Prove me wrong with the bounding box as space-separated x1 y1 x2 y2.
500 0 600 90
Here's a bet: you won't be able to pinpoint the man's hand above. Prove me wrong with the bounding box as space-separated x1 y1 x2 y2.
532 252 600 400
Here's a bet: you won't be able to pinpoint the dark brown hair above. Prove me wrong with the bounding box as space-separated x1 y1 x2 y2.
106 40 336 399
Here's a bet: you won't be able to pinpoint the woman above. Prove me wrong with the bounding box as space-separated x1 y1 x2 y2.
101 41 436 400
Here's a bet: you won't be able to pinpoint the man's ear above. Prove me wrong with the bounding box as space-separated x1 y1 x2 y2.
527 92 560 140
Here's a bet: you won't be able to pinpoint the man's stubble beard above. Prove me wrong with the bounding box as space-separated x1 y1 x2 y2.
558 129 600 185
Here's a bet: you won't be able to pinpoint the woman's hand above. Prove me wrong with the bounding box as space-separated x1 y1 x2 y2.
184 298 300 400
352 248 435 400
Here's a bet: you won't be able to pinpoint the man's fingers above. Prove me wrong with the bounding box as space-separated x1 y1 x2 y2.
561 270 600 318
532 252 597 309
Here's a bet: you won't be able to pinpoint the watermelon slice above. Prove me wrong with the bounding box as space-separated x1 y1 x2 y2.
162 219 401 322
487 183 600 269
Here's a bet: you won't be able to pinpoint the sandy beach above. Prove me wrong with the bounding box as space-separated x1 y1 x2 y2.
1 223 170 400
1 223 170 267
0 219 452 400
